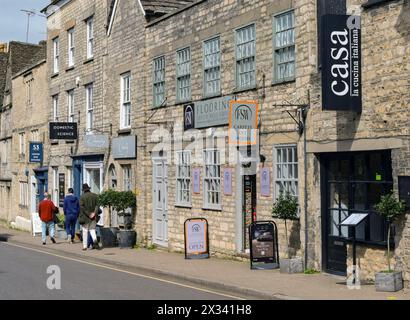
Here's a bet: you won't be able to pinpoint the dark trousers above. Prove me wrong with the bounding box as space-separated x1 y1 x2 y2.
65 215 77 240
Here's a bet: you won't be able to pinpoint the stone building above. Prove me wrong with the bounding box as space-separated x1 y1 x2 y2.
0 41 47 228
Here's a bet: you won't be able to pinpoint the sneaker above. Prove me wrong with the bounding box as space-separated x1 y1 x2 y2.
92 241 102 250
50 238 56 244
42 242 46 245
82 247 87 251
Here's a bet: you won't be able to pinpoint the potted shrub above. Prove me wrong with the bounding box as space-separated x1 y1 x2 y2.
98 189 120 247
272 191 303 274
374 191 406 292
55 214 67 240
111 190 137 248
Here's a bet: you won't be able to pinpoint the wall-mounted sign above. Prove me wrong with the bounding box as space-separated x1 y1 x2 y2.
228 100 259 145
249 221 279 270
321 15 362 112
84 134 109 148
193 168 201 194
112 135 136 159
184 218 209 259
195 96 232 129
260 167 271 197
49 122 78 140
223 169 232 195
58 173 65 207
29 142 43 163
183 103 195 131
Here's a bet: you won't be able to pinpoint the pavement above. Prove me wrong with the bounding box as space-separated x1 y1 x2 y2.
1 225 409 300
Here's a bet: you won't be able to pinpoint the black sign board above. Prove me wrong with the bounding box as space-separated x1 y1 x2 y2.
321 15 361 112
398 176 410 209
184 218 209 259
58 173 65 207
49 122 78 140
183 104 195 131
249 221 279 270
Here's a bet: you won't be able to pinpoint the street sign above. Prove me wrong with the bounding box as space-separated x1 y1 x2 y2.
49 122 78 140
184 218 209 259
249 221 279 270
29 142 43 163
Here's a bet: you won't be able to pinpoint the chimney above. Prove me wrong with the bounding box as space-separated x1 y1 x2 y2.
0 43 7 53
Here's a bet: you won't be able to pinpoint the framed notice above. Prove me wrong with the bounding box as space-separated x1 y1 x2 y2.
223 169 232 195
184 218 209 259
260 167 270 197
193 168 201 194
249 221 279 270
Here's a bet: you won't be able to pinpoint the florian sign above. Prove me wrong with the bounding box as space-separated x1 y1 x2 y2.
321 15 362 112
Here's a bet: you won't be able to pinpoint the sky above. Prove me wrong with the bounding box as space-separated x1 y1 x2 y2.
0 0 50 44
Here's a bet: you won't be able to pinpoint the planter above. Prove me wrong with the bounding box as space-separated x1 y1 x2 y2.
100 227 119 248
55 227 67 240
375 271 404 292
117 230 136 249
280 257 303 274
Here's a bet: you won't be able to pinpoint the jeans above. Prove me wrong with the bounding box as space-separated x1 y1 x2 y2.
65 215 77 240
41 221 55 243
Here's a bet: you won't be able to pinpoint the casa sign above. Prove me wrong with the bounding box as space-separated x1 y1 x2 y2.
321 15 362 112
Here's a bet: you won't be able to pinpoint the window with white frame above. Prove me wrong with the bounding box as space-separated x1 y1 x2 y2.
19 132 25 159
53 37 59 73
122 165 132 191
31 129 39 142
52 167 58 204
19 182 28 206
203 149 221 209
176 47 191 102
236 24 256 89
86 17 94 59
274 10 295 82
153 56 165 107
68 90 75 122
86 84 93 131
68 27 75 67
120 73 131 129
66 167 72 190
52 94 59 121
203 36 221 97
274 145 298 202
176 151 191 206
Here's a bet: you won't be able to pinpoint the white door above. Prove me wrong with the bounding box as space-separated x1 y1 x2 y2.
83 162 104 226
152 158 168 246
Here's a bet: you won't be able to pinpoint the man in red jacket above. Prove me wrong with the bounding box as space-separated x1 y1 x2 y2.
38 192 57 245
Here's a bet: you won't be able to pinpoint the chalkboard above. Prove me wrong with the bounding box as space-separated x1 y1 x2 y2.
249 221 279 270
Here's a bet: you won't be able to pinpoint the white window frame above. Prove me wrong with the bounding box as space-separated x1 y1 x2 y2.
19 132 25 159
86 84 93 132
66 167 72 190
176 47 191 103
153 56 165 108
273 145 299 204
52 167 59 205
235 24 256 90
68 90 75 122
53 37 59 74
203 149 221 210
176 151 191 207
120 73 131 129
19 182 29 207
68 27 75 67
52 94 59 121
86 17 94 59
122 165 132 191
273 10 296 83
203 36 221 97
31 129 39 142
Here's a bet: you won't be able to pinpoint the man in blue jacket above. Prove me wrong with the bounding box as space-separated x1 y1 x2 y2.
63 188 80 244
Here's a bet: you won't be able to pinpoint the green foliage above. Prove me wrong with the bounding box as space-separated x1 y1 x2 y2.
97 189 117 209
374 192 406 223
56 214 65 228
272 192 298 220
98 189 136 215
147 244 157 250
304 268 320 274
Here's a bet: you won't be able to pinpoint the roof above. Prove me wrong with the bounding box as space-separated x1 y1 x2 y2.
7 41 46 76
0 53 8 107
140 0 197 16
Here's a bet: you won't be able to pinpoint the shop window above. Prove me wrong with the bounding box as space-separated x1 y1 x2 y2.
203 149 221 210
176 151 191 206
274 145 299 203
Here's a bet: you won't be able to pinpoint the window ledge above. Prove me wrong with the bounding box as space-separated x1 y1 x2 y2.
176 99 192 105
202 93 222 100
83 57 94 64
65 140 75 144
232 85 257 94
66 66 75 72
175 204 192 209
50 140 59 145
202 206 222 212
118 128 131 135
272 78 296 87
362 0 395 9
51 72 59 79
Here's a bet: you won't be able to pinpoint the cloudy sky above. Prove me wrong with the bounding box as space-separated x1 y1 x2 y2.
0 0 50 44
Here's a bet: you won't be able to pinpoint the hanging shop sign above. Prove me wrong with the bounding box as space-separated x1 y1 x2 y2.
58 173 65 207
29 142 43 163
112 135 137 159
228 100 259 145
223 169 232 195
321 14 362 112
194 96 232 129
260 167 270 197
193 168 201 194
49 122 78 140
184 218 209 259
84 134 109 148
249 221 279 270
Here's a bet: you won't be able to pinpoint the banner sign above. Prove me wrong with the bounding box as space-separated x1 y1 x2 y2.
229 100 259 145
29 142 43 163
223 169 232 195
184 218 209 259
49 122 78 140
321 15 362 112
249 221 279 270
194 96 232 129
84 134 109 148
260 167 270 197
193 168 201 194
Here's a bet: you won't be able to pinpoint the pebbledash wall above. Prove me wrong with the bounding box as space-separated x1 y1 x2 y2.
139 0 410 285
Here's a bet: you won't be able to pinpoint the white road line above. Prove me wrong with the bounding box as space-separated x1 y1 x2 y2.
2 242 245 300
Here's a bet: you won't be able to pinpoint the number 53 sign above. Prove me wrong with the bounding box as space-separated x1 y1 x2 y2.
29 142 43 163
